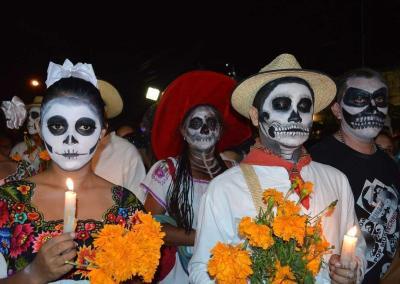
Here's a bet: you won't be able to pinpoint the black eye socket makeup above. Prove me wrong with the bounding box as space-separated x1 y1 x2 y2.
30 111 39 119
75 117 97 136
47 115 68 135
206 117 217 130
297 98 312 113
189 117 203 130
344 87 388 108
272 97 291 111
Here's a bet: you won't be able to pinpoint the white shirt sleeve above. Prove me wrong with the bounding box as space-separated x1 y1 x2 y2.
122 144 146 202
93 132 147 203
189 179 236 284
0 253 6 279
140 159 175 210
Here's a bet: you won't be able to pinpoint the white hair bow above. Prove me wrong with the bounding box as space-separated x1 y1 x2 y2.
1 96 27 129
45 59 98 88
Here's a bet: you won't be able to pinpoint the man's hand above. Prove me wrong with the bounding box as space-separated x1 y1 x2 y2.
329 254 358 284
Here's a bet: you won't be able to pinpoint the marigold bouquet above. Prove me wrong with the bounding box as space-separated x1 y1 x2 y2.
85 211 165 284
208 178 337 284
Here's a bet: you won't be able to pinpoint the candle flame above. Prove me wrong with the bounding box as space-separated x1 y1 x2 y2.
347 226 357 237
66 178 74 191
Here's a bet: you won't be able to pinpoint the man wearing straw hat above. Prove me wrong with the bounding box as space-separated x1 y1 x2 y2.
189 54 366 283
91 79 146 202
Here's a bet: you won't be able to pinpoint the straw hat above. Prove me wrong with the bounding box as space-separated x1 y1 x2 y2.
27 96 43 109
152 71 252 160
231 53 336 117
97 79 123 119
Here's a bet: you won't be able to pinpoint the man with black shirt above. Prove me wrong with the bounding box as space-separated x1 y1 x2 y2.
311 68 400 283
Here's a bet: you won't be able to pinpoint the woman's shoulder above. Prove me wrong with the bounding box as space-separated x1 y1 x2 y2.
149 158 178 172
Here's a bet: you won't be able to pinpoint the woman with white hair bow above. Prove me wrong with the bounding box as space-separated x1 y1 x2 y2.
0 59 144 283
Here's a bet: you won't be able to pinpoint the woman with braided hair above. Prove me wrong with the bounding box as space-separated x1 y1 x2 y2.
140 71 251 283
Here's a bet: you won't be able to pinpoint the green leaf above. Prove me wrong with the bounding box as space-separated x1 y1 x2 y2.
304 271 315 284
3 185 21 202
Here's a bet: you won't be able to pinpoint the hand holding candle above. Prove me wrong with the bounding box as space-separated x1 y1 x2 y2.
63 178 76 233
340 226 358 268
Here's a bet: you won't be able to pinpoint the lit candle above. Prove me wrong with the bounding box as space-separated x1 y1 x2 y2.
341 226 358 267
63 178 76 233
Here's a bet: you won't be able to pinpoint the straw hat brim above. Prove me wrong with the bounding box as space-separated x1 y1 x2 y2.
27 96 43 109
231 69 336 118
27 103 41 109
97 80 123 119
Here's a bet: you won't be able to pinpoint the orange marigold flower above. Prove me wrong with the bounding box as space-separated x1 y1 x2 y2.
239 217 274 249
272 261 296 284
306 220 322 236
272 215 306 245
17 185 31 195
208 242 253 283
315 238 331 254
11 153 21 162
277 200 301 217
93 224 125 248
90 212 165 283
300 181 313 199
263 188 284 205
130 211 165 282
306 226 315 236
39 150 51 161
307 257 321 276
88 269 115 284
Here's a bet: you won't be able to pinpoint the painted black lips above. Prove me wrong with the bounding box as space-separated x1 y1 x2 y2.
56 150 86 159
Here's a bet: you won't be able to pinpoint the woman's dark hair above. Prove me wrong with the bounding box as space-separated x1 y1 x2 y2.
252 76 314 112
41 77 106 127
335 68 386 103
166 104 222 232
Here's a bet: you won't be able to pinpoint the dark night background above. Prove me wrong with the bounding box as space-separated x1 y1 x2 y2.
1 0 400 132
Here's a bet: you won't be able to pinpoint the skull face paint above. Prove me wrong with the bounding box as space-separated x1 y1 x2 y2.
27 106 41 135
182 105 221 151
341 77 388 141
40 98 102 171
259 82 313 149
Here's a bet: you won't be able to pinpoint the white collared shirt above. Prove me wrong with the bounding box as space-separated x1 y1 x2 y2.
189 161 367 283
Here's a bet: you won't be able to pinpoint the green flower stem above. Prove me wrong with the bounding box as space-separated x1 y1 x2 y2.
309 200 338 223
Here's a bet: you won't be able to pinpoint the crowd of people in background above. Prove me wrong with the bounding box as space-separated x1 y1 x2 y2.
0 54 399 283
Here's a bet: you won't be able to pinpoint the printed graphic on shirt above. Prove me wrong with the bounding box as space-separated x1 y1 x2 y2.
151 161 171 185
357 178 399 274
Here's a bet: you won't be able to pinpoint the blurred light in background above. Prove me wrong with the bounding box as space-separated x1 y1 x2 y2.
30 79 40 87
146 87 160 101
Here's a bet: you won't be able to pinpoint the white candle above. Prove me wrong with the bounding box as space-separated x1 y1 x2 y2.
341 226 358 267
63 178 76 233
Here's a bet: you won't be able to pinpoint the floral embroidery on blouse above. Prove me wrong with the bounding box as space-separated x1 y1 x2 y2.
0 180 144 280
151 160 171 185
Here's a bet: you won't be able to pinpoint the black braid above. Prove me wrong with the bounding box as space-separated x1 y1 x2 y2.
166 144 194 232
